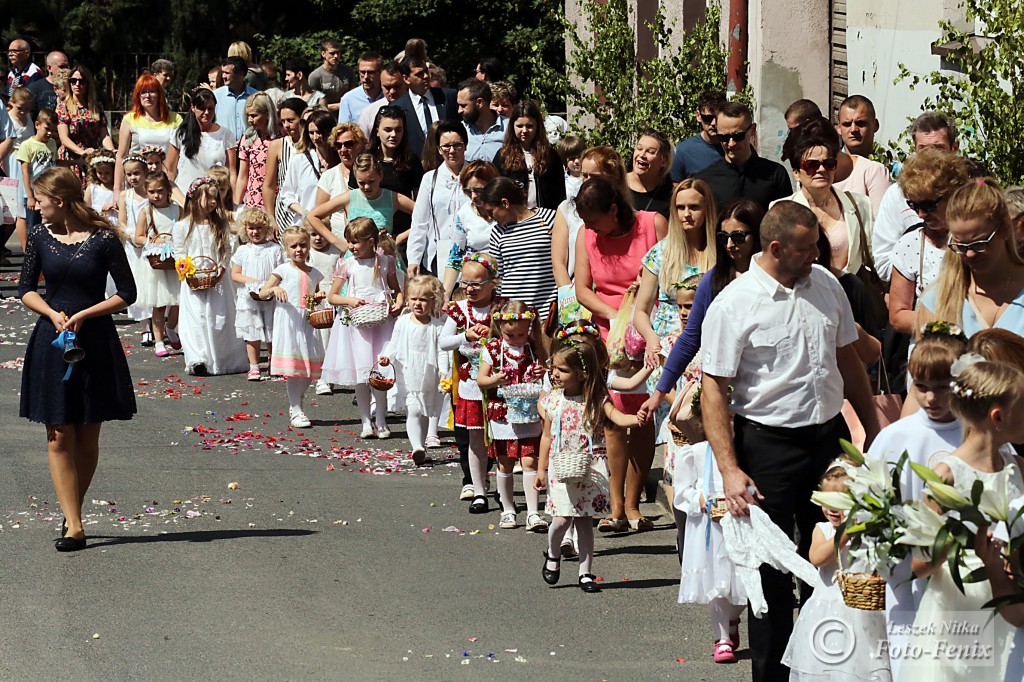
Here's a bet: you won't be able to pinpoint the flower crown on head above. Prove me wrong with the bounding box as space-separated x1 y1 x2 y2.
462 253 497 277
555 322 601 340
673 280 700 292
949 352 986 398
492 309 536 322
122 154 147 166
89 155 116 166
139 145 166 158
920 320 967 342
187 176 217 199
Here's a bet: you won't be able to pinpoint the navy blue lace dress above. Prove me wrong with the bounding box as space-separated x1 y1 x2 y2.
19 224 138 424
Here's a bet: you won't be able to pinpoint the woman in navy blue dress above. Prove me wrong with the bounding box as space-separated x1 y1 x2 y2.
19 167 137 552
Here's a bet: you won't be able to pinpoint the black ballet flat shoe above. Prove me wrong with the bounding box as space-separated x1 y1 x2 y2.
542 552 561 585
578 574 602 593
468 495 489 514
54 535 87 552
57 517 67 540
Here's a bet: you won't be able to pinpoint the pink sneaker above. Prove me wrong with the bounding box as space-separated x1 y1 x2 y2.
712 640 736 663
246 368 261 381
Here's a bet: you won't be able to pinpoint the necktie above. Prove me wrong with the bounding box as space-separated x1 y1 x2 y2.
421 95 433 132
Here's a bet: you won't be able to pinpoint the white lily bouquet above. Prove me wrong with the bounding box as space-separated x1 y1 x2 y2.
811 440 915 610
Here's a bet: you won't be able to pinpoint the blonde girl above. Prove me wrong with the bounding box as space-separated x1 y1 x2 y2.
171 177 248 375
440 253 503 508
136 171 183 356
82 151 117 225
234 93 278 210
258 226 326 427
322 217 403 437
117 154 152 336
379 275 447 463
477 299 549 530
537 326 637 592
231 208 285 379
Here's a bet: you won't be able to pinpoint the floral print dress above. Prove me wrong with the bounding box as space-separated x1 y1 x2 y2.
238 132 276 208
541 389 610 517
641 240 701 338
56 101 108 186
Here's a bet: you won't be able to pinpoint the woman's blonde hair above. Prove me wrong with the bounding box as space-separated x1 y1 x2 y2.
244 92 278 140
353 152 383 177
925 177 1024 327
183 182 231 263
227 41 254 64
329 122 366 150
235 207 274 244
898 147 968 202
950 360 1024 427
405 274 445 317
661 178 717 296
33 167 118 235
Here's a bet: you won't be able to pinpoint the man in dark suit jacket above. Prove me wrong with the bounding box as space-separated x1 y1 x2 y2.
392 57 459 156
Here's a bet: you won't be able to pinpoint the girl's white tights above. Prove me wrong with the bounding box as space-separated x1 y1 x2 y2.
286 377 311 411
547 516 595 575
522 471 539 515
468 429 488 497
354 383 388 430
406 402 428 451
710 597 744 641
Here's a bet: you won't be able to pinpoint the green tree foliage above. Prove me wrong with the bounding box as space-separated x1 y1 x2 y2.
566 0 739 154
896 0 1024 183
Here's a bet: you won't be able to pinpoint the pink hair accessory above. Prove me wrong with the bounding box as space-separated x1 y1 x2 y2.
977 178 986 185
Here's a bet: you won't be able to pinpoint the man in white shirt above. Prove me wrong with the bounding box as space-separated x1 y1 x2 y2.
872 112 959 282
457 79 506 162
699 201 879 682
337 52 384 124
392 57 458 156
359 61 408 138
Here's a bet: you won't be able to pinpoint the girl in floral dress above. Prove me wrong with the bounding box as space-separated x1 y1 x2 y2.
235 93 277 210
536 323 639 592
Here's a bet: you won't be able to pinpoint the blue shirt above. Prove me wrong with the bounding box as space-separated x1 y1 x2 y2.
214 85 257 142
921 284 1024 339
464 116 507 162
656 265 718 393
338 88 384 124
670 133 724 183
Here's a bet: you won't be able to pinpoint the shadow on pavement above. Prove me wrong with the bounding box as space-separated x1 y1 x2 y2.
595 577 679 590
85 528 317 548
594 543 679 557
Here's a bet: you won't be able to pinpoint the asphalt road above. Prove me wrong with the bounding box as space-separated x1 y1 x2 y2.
0 249 751 681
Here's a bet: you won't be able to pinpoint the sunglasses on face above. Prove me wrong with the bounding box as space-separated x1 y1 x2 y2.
800 158 838 174
699 113 716 125
336 140 358 149
463 187 484 197
716 230 753 246
907 197 940 214
718 126 752 144
69 78 85 85
948 228 999 255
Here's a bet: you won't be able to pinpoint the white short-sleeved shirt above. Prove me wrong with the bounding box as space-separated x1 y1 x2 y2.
872 183 924 283
700 255 859 428
891 228 945 299
316 165 350 235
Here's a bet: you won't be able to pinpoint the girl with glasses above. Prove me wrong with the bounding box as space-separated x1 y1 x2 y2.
55 65 114 187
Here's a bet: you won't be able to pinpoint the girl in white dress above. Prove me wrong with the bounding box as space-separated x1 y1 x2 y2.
172 176 249 376
782 465 892 680
83 153 118 225
322 217 403 437
536 325 636 592
904 358 1024 682
230 208 285 380
379 275 447 464
258 226 326 428
118 155 152 334
676 440 747 664
136 172 183 357
308 229 343 395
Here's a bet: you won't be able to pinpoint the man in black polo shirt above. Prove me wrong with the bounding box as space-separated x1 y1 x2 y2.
695 101 792 211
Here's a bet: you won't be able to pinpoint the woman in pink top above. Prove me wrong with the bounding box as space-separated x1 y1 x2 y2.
573 176 667 532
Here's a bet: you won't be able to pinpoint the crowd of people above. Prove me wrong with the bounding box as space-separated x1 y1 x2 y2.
6 33 1024 682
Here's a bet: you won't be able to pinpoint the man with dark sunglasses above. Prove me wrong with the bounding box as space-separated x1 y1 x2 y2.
694 101 791 212
669 90 726 183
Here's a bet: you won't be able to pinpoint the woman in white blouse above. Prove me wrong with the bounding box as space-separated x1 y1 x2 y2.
279 109 338 228
314 122 367 237
406 121 471 278
167 88 237 195
442 160 499 299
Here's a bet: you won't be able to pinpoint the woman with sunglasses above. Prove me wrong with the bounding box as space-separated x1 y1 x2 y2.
920 177 1024 339
626 128 673 219
637 200 764 426
314 123 367 236
407 121 470 277
493 100 565 211
167 88 237 195
889 148 968 336
56 65 114 187
442 160 499 300
114 73 183 190
360 106 423 257
778 117 874 275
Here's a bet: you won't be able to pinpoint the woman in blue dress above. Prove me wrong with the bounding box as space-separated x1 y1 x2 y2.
19 167 137 552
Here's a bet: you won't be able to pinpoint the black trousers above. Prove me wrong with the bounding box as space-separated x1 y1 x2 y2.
733 413 849 682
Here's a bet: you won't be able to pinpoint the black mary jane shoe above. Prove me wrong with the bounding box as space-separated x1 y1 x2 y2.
468 495 489 514
542 552 561 585
578 574 602 593
54 535 87 552
57 517 67 540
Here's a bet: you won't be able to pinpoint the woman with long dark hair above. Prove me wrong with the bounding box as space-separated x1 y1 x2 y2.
279 108 338 225
493 100 565 210
19 167 137 552
263 97 308 231
362 105 423 250
56 64 114 186
167 88 238 194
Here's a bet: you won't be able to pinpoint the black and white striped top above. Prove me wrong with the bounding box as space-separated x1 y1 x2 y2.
489 208 557 311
